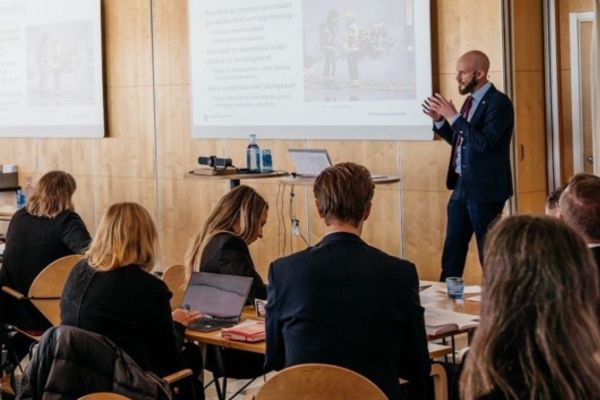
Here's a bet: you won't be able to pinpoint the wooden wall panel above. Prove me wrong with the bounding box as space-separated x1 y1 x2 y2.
516 191 547 215
435 0 504 74
103 0 153 87
514 70 547 193
512 0 547 212
152 0 188 86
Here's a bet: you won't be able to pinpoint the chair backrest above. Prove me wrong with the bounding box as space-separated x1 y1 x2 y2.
162 264 188 310
28 254 82 326
254 363 387 400
79 393 131 400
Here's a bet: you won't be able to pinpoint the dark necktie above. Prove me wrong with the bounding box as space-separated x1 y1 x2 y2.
454 96 473 170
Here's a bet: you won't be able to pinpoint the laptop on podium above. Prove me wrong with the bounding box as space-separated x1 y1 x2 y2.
183 272 253 332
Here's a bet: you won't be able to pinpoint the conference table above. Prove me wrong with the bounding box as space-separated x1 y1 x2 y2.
185 307 453 400
185 307 453 359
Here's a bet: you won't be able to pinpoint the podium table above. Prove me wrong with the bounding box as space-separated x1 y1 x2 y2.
184 170 288 189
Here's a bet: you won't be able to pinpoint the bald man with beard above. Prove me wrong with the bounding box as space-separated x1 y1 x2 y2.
422 50 514 280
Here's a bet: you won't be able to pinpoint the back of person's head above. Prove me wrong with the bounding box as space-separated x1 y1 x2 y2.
86 202 158 272
559 173 600 242
461 215 600 400
544 184 564 217
314 162 374 227
26 170 76 218
184 185 268 273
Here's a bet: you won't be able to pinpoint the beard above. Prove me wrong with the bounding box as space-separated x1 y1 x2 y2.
459 74 478 95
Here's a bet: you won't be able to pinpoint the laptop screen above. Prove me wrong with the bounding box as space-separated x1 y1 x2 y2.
182 272 252 318
288 149 332 177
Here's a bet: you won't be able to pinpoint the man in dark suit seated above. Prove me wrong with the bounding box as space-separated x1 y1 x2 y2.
559 173 600 268
265 162 430 400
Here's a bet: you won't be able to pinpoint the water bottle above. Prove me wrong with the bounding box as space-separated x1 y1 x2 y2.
246 134 260 172
16 189 26 209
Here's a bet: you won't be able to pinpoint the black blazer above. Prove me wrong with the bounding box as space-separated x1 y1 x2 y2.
0 208 90 330
61 261 182 376
199 232 267 303
265 232 430 400
434 84 514 203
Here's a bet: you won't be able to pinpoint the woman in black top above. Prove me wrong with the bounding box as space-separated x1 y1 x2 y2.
185 185 268 303
0 170 90 332
61 202 200 378
185 185 268 379
460 216 600 400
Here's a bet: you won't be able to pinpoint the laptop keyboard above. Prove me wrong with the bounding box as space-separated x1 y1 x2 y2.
189 317 238 332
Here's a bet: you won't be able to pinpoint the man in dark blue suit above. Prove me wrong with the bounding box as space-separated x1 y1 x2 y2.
422 50 514 280
265 162 430 400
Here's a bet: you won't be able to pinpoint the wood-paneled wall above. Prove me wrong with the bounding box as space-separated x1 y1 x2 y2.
512 0 547 213
0 0 549 286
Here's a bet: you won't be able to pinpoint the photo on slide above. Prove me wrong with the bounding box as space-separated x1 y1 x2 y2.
26 20 96 107
302 0 416 103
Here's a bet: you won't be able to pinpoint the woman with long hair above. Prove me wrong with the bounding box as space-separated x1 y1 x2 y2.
1 170 90 333
185 185 268 302
185 185 268 380
460 215 600 400
61 202 199 379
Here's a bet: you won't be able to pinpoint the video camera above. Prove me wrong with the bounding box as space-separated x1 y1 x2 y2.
198 155 233 170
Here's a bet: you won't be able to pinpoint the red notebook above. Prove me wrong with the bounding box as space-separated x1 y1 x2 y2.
221 320 265 343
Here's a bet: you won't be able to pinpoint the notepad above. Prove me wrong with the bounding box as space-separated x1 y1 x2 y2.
424 307 479 336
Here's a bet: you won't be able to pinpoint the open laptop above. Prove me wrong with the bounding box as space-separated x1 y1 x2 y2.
288 148 387 180
288 149 332 178
182 272 253 332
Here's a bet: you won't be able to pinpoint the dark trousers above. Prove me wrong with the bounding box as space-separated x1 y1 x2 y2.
440 179 505 280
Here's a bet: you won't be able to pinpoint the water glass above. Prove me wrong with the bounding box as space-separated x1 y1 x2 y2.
445 277 464 300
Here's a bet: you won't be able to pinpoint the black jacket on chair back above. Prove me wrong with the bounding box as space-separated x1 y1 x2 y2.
17 325 171 400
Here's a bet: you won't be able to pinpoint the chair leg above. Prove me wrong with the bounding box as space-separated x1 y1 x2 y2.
430 363 448 400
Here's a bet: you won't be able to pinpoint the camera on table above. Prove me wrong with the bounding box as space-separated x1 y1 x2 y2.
197 155 233 170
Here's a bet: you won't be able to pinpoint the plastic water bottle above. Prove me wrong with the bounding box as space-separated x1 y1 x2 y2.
246 134 260 172
16 189 26 209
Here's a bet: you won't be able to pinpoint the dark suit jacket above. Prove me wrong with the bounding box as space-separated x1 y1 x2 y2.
199 232 267 303
0 208 90 330
61 261 183 377
434 84 514 203
265 232 430 400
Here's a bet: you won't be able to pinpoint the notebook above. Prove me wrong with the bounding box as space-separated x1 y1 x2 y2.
182 272 253 332
288 149 332 177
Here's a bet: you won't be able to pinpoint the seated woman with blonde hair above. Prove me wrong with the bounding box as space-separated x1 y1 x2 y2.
185 185 268 379
185 185 268 302
61 202 200 379
460 215 600 400
1 170 90 334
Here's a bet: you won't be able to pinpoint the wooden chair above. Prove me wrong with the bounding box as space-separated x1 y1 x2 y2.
2 254 83 326
162 264 188 310
79 393 131 400
251 363 387 400
431 363 448 400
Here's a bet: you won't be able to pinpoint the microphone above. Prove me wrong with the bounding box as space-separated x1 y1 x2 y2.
198 155 232 169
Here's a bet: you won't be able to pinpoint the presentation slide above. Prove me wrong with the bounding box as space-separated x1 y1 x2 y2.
189 0 432 140
0 0 104 138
